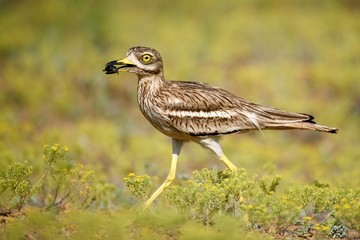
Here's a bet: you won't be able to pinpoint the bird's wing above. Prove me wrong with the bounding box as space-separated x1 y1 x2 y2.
159 81 314 136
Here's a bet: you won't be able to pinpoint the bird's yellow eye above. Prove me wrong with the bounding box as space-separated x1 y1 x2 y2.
141 54 152 63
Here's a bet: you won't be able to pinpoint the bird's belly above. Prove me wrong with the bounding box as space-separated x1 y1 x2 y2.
142 110 190 140
138 99 188 139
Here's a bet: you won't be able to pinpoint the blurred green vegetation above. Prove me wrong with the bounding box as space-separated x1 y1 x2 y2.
0 0 359 239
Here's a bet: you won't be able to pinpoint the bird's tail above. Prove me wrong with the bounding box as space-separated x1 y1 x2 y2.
266 122 338 134
256 108 339 134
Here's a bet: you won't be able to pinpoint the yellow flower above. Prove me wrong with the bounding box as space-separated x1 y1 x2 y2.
314 224 329 231
314 223 321 231
128 173 135 177
321 226 330 231
303 216 312 221
314 224 321 231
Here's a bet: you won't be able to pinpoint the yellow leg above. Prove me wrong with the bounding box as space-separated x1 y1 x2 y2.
143 139 183 209
143 154 178 209
199 138 238 172
220 154 237 171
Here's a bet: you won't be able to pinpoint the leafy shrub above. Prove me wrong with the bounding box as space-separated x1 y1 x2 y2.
159 169 359 238
123 173 150 202
0 144 117 214
0 161 32 210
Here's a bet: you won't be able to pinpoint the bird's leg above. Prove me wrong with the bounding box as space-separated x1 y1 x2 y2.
219 154 237 171
199 138 238 172
143 138 183 209
143 155 177 208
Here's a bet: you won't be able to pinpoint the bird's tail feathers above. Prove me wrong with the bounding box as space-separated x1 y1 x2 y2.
266 122 338 134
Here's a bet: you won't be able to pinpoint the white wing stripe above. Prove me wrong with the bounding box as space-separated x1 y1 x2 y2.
166 109 237 118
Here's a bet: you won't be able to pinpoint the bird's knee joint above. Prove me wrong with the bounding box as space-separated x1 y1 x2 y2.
165 175 175 183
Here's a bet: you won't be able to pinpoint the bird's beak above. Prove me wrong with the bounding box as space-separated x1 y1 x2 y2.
103 57 136 74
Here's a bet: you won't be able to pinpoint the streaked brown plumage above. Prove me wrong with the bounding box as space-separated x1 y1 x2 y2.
104 46 338 208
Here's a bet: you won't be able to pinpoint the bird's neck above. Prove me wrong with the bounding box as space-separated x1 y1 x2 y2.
137 73 166 97
136 73 167 122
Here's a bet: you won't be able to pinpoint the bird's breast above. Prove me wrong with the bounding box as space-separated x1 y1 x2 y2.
137 81 181 138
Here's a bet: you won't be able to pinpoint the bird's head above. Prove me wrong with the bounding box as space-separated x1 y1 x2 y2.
103 46 163 77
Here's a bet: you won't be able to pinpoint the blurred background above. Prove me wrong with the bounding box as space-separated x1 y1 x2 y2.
0 0 359 190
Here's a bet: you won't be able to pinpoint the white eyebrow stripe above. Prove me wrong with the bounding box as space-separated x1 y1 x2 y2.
166 109 238 118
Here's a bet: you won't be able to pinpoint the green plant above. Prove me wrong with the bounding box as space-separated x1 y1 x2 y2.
0 161 32 210
123 173 151 202
163 168 359 238
0 144 117 216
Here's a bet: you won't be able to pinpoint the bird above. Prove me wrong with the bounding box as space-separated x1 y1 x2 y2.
103 46 338 208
